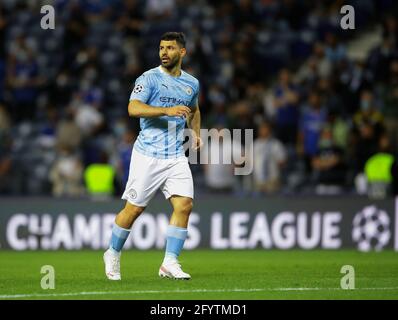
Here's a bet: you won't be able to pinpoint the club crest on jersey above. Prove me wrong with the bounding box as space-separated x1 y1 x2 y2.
133 84 144 94
129 188 137 199
185 87 192 95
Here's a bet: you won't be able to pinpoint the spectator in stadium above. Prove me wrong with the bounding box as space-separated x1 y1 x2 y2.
7 34 42 121
71 47 101 82
253 121 287 194
145 0 175 20
326 110 349 151
349 60 374 101
0 153 12 193
0 5 7 59
0 115 12 194
324 32 347 64
245 82 268 120
367 35 395 83
333 60 355 115
382 15 398 48
37 106 58 150
0 59 4 103
381 59 398 153
55 108 83 152
117 0 145 39
116 127 137 191
276 0 310 31
62 1 88 61
0 103 11 135
350 119 379 176
316 77 344 115
364 134 395 199
311 125 347 195
313 42 333 79
296 42 332 87
49 146 85 198
201 124 244 193
353 90 385 139
84 151 117 199
228 100 257 134
297 91 327 172
205 85 231 128
0 5 6 102
72 92 104 138
80 0 111 22
272 68 300 146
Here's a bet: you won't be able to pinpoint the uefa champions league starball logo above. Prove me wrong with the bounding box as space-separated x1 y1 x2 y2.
133 84 144 94
352 205 391 252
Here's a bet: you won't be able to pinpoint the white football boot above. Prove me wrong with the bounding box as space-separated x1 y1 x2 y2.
159 258 191 280
103 249 121 280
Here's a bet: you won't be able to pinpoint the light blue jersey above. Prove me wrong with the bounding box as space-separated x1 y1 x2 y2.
129 66 200 159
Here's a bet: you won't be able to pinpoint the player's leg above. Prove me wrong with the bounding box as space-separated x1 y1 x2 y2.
165 195 193 256
109 201 145 254
104 201 145 280
159 195 193 280
104 149 166 280
159 157 194 280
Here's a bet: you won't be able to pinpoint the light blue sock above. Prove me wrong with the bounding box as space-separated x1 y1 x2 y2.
109 223 130 254
164 225 188 260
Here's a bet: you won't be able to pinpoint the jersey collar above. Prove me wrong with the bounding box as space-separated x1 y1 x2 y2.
158 65 184 78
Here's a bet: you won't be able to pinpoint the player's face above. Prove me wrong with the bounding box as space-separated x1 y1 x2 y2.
159 40 186 69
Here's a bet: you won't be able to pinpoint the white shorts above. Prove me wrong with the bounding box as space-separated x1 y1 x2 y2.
122 148 194 207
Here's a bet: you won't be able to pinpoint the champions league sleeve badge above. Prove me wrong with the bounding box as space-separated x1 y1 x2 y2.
133 84 144 94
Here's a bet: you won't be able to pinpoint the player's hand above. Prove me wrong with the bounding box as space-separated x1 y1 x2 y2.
166 105 191 118
192 136 203 151
190 130 203 151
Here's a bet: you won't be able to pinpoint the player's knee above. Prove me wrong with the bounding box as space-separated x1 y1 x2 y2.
123 202 145 218
176 199 193 216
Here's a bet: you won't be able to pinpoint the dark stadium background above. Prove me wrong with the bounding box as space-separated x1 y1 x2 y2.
0 0 397 198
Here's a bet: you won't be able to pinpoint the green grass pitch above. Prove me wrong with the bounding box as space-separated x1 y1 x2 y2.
0 250 397 300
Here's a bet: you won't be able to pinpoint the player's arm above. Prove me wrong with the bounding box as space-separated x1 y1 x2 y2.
128 99 191 118
187 102 203 150
128 73 190 118
187 102 200 136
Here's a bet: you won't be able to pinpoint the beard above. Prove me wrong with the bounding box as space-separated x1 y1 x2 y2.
161 55 179 69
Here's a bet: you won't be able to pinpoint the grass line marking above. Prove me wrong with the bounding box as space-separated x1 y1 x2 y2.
1 287 398 299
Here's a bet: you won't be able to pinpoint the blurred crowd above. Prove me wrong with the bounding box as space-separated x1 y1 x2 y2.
0 0 397 198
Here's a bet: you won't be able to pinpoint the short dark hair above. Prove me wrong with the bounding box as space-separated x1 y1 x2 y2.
160 32 186 48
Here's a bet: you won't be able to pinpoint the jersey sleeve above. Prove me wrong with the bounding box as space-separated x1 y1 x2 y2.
129 73 154 103
189 82 200 108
